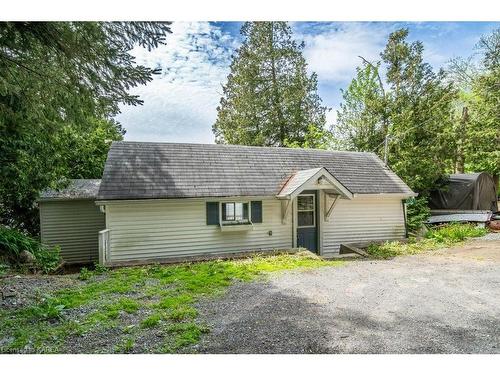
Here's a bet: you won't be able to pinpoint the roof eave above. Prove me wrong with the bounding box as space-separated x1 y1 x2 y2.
276 167 354 200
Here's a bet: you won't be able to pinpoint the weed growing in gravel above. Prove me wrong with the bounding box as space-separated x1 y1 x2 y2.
78 267 92 281
114 337 135 353
0 251 338 353
163 322 210 353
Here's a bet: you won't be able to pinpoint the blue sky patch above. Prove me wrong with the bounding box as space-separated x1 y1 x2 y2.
116 21 499 144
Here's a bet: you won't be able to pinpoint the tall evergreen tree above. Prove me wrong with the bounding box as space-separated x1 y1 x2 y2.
467 30 500 185
381 29 456 192
213 22 328 147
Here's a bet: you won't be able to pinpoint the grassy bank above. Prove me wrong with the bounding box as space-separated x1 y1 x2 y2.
0 251 341 354
366 223 488 259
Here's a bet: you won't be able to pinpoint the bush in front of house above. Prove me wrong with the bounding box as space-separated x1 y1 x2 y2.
425 222 487 243
405 196 431 234
0 226 61 274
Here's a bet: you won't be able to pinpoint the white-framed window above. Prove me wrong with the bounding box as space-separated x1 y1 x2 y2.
297 194 315 228
221 202 250 224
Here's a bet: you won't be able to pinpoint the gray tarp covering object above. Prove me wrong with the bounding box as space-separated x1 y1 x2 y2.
429 173 498 212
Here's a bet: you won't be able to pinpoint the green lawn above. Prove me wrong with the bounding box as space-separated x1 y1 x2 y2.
0 251 341 354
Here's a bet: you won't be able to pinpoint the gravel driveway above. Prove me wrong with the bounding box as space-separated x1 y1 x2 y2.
195 239 500 354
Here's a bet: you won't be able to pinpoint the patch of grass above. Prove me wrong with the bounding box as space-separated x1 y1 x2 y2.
425 223 487 243
366 223 488 259
366 238 440 259
0 251 339 353
0 263 10 276
140 314 161 329
163 323 210 353
168 306 198 321
157 294 194 310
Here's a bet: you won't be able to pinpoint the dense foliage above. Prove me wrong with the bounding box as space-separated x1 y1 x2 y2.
0 225 60 273
213 22 329 147
0 22 171 233
405 196 431 234
335 29 457 193
335 27 499 194
448 30 500 182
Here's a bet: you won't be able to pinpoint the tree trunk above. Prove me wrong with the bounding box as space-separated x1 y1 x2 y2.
269 22 286 146
456 106 468 174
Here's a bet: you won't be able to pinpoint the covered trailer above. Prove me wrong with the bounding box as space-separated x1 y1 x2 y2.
429 173 498 212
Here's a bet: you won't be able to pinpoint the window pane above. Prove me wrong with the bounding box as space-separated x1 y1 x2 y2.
222 202 249 222
235 203 243 220
224 203 235 220
298 195 314 211
298 211 314 226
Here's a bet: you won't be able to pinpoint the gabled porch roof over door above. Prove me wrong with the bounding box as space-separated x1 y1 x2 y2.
276 167 353 224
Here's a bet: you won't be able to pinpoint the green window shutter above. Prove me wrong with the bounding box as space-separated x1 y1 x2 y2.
251 201 262 223
243 202 249 219
206 202 219 225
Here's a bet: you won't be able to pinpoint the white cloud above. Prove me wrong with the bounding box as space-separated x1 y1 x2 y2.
298 23 392 83
115 22 238 143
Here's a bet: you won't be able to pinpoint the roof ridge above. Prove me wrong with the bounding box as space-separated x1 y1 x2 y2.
112 141 373 155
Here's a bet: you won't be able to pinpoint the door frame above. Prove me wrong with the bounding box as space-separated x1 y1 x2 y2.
293 190 320 254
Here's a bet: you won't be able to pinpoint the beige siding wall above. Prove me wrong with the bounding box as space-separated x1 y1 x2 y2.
321 194 406 257
105 198 293 264
40 200 105 263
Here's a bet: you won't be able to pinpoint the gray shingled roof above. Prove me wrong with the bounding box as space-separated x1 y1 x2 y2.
40 179 101 201
97 142 414 200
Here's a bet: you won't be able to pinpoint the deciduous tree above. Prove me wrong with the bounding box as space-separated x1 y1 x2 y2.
335 28 456 193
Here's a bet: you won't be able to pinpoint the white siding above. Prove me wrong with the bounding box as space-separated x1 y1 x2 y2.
105 198 293 264
321 194 406 257
40 200 105 263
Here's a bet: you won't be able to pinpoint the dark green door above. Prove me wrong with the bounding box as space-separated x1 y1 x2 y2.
296 192 318 253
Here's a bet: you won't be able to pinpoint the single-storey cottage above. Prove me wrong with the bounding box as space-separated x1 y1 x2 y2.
40 141 416 266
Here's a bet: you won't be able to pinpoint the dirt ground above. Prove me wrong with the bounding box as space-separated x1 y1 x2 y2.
194 238 500 354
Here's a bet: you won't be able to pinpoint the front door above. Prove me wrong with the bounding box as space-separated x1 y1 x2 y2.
296 192 318 253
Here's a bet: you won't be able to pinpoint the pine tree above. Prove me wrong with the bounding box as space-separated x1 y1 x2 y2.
381 29 457 192
213 22 328 147
0 22 171 232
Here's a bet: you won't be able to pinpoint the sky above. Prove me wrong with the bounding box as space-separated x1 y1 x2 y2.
116 21 499 144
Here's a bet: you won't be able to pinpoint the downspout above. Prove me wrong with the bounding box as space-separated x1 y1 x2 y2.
402 200 408 238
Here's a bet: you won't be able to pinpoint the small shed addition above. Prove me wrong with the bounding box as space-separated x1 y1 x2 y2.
39 179 105 264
